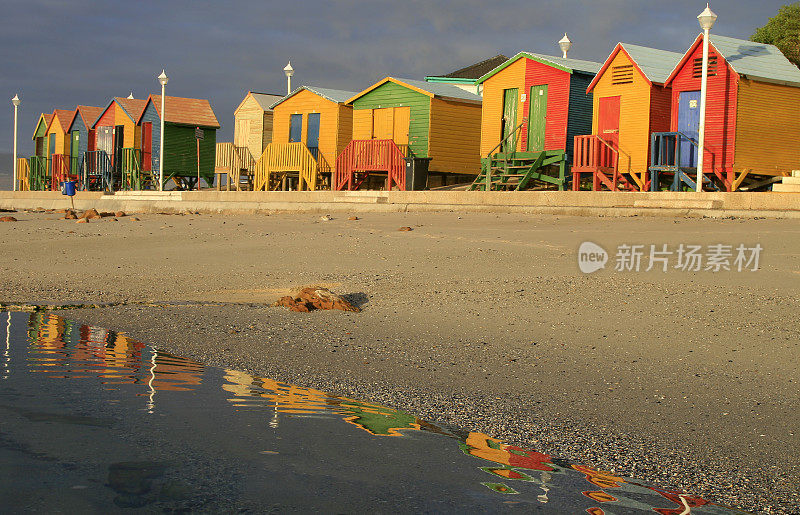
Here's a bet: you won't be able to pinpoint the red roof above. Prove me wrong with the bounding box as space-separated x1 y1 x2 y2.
47 109 76 134
114 97 148 122
67 105 103 132
138 95 220 128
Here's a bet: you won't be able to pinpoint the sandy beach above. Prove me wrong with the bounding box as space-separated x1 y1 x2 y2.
1 208 798 513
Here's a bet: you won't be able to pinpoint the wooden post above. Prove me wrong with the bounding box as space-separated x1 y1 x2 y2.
196 137 200 191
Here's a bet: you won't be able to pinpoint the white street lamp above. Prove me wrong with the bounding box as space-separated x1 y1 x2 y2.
158 70 168 191
558 33 572 59
284 61 294 96
11 94 20 192
696 3 717 192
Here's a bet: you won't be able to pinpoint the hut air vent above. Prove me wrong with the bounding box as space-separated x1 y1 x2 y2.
611 65 634 85
692 54 718 78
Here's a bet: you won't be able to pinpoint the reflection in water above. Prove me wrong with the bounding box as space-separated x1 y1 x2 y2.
3 312 10 380
24 311 204 413
10 311 737 513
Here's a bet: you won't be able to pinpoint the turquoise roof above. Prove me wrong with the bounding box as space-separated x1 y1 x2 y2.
389 77 482 102
708 34 800 87
620 43 683 84
476 51 601 84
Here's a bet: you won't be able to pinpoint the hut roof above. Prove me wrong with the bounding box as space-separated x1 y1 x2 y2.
347 77 482 104
138 95 220 128
66 105 104 132
46 109 75 134
235 91 284 114
587 43 683 92
476 51 601 84
665 34 800 88
115 97 148 121
433 54 510 80
270 86 357 109
32 113 52 140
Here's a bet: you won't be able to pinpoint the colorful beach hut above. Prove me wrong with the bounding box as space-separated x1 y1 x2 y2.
573 43 682 191
90 97 148 189
66 105 104 189
337 77 482 191
234 91 283 159
44 109 77 189
265 86 355 191
425 54 509 96
29 113 52 190
216 91 283 190
137 94 220 189
651 34 800 191
473 50 600 190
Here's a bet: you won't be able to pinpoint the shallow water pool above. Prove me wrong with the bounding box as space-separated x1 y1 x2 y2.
0 310 740 513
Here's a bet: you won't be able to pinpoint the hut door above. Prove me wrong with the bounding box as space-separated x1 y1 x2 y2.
97 127 113 156
142 122 152 171
306 113 320 159
527 85 548 152
235 119 250 148
49 134 55 157
501 88 518 153
71 131 80 171
373 108 393 139
598 96 620 149
678 91 701 167
113 125 124 169
393 107 410 154
289 114 303 143
36 137 44 157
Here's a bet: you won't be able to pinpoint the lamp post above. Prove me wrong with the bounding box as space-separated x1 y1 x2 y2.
284 61 294 95
558 33 572 59
696 3 717 192
11 95 20 192
157 70 168 191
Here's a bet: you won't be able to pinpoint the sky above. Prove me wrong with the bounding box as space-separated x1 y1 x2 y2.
0 0 790 157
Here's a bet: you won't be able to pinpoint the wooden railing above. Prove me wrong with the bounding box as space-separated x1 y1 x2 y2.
50 154 75 190
573 135 618 172
649 132 698 170
120 148 154 190
215 142 257 190
84 151 112 191
28 156 49 191
15 158 30 191
253 142 319 191
334 139 407 191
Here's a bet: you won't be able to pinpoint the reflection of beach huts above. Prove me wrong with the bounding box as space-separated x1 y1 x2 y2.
473 50 600 190
66 105 104 189
650 34 800 191
262 86 355 191
337 77 482 191
44 109 77 189
137 94 220 189
90 97 148 189
424 54 509 96
572 43 681 191
28 113 53 190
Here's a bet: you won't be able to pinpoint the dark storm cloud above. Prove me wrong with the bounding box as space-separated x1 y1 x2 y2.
0 0 789 157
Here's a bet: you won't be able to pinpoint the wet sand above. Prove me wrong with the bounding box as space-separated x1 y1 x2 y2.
1 209 798 512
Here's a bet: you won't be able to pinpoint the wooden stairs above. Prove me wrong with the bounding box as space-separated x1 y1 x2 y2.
469 151 567 191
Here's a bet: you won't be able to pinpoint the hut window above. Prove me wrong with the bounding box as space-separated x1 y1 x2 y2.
611 65 634 85
692 54 718 78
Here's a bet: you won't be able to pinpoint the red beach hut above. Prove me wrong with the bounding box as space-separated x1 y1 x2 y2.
650 34 800 191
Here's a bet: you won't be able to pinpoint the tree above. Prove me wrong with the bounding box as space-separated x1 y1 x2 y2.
751 2 800 68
